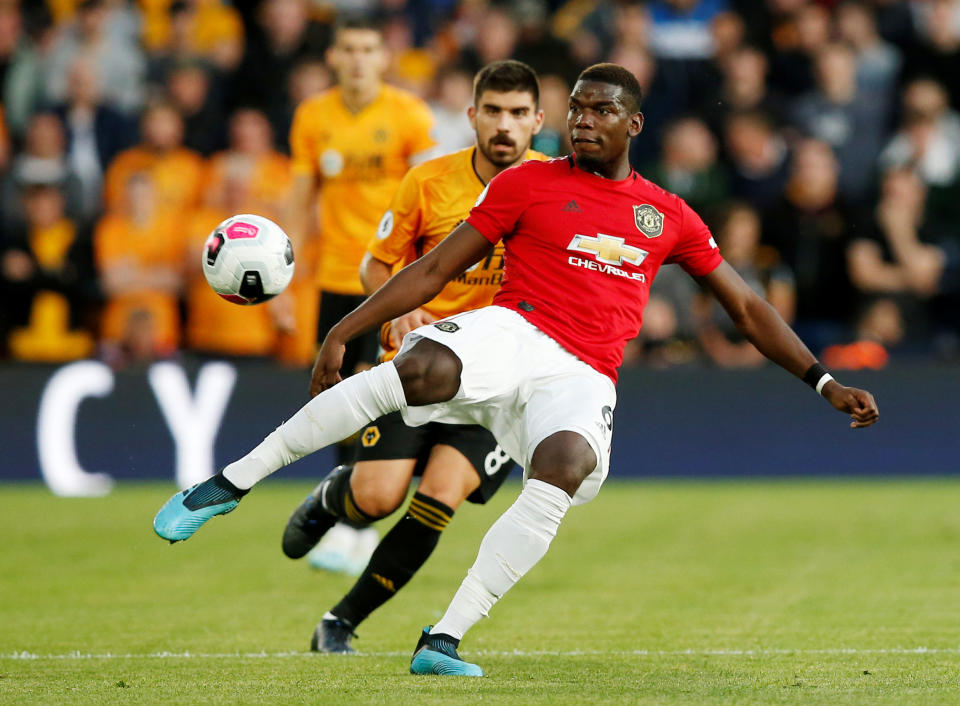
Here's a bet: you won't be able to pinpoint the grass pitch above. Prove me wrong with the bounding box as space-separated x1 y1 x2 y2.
3 479 960 705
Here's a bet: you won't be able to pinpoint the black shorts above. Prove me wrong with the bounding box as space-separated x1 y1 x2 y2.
354 411 515 505
317 290 380 375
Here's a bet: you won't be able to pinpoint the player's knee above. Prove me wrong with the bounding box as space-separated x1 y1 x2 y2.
350 478 405 519
394 339 462 406
528 431 597 498
417 466 479 511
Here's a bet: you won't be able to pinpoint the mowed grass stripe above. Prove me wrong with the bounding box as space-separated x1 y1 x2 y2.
3 479 960 705
6 646 960 660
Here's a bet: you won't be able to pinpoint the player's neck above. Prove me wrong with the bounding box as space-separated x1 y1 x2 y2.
472 147 524 185
340 82 382 114
573 154 632 181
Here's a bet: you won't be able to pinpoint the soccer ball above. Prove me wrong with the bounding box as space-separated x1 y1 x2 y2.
201 214 295 305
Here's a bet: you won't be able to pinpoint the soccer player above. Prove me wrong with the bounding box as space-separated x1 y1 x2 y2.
280 60 547 653
155 63 879 677
285 14 435 459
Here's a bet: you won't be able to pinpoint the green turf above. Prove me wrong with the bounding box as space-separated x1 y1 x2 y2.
2 479 960 705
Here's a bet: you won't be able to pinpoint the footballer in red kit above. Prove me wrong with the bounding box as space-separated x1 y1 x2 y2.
468 156 721 381
154 62 879 680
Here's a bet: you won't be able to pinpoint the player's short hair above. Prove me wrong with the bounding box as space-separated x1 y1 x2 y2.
473 60 540 108
576 63 644 112
334 14 383 38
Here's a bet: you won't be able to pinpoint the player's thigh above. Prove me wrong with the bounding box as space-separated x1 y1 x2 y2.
418 424 515 510
522 369 616 505
350 411 430 516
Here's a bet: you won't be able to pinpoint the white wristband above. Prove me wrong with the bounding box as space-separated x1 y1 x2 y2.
815 373 834 396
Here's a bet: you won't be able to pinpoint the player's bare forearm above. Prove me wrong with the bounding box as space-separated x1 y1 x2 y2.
311 223 494 395
699 262 879 427
359 252 392 295
328 224 489 344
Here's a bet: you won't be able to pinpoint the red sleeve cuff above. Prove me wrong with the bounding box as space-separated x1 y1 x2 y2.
466 213 503 244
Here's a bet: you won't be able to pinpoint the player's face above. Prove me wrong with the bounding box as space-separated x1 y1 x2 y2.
469 90 544 167
327 29 387 92
568 80 643 171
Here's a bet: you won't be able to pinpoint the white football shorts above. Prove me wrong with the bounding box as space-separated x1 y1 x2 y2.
397 305 617 505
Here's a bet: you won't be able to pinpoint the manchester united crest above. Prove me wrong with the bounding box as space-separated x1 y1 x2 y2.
633 204 664 238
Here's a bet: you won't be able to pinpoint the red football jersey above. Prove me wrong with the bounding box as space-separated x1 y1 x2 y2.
466 156 722 382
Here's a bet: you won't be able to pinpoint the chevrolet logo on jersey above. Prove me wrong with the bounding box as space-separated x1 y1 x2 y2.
567 234 649 267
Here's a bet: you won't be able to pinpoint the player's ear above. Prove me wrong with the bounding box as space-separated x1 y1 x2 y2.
532 109 544 136
467 104 478 131
629 112 644 138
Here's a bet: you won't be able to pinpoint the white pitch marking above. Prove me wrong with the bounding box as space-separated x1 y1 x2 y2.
4 647 960 661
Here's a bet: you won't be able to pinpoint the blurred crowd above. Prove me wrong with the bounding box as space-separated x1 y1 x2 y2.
0 0 958 371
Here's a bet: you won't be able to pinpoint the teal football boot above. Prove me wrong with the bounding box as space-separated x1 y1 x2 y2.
153 473 248 543
409 627 483 677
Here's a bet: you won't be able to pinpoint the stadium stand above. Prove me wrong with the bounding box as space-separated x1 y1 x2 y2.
0 0 957 367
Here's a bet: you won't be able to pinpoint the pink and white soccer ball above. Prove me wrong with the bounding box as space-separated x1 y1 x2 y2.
201 214 295 304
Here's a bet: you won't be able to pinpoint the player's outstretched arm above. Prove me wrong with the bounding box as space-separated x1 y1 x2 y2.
697 262 879 428
310 223 494 396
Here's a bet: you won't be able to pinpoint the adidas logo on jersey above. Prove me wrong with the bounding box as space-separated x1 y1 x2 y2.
562 200 581 212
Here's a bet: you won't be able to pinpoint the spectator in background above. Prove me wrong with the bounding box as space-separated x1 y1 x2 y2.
836 0 902 109
532 73 571 157
383 13 436 96
53 55 137 219
764 139 859 351
143 0 245 74
512 0 576 83
184 158 283 357
271 56 331 153
852 168 960 343
878 78 960 222
428 66 475 155
167 60 226 155
232 0 330 130
701 44 786 137
723 109 789 210
904 0 960 107
768 1 830 98
205 108 290 218
646 0 729 123
459 6 519 74
610 1 649 52
790 42 888 204
847 168 935 349
95 171 183 365
647 0 729 61
103 101 205 214
694 202 795 367
633 264 700 367
643 116 728 219
0 174 97 361
2 3 46 139
615 45 684 166
45 0 146 115
3 112 85 225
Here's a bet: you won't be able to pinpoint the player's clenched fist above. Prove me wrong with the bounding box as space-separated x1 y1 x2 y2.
390 309 437 348
822 382 879 428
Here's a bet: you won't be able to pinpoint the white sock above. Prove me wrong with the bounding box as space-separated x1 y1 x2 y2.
431 479 571 640
222 362 406 490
